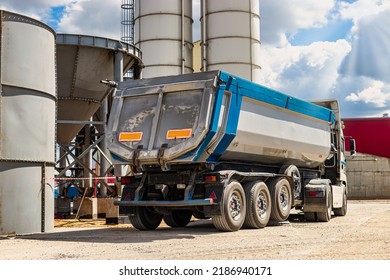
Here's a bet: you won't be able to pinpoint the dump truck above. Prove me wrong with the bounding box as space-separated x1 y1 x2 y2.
106 70 355 231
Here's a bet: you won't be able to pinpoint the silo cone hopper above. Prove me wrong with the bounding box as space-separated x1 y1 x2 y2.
56 34 143 144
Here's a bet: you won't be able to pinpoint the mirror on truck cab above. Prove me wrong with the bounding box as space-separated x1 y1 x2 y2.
350 139 356 156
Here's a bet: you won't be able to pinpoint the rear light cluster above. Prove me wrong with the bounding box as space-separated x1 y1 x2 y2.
204 175 219 182
307 191 324 198
120 176 133 185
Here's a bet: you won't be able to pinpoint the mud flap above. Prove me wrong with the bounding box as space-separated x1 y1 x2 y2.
118 186 136 215
203 183 224 216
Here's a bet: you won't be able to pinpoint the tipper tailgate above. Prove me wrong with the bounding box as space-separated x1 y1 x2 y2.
107 71 219 166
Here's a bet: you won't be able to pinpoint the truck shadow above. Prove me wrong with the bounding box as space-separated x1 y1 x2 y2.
287 212 343 223
13 215 311 244
287 213 306 223
14 219 221 244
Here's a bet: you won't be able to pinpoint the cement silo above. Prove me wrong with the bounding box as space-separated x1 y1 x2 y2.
201 0 261 83
134 0 193 78
0 11 56 234
56 34 143 144
55 34 142 200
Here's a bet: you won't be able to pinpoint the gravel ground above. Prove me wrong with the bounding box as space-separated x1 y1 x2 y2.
1 200 389 260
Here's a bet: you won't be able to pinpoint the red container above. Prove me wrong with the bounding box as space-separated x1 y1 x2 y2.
342 118 390 158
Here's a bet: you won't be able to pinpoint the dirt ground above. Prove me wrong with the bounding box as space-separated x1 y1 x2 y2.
1 200 389 260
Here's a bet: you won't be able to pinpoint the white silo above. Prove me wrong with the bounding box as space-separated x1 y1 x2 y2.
0 11 56 234
201 0 261 83
134 0 193 78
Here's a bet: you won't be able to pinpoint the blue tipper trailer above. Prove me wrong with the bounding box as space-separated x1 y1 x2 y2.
106 70 354 231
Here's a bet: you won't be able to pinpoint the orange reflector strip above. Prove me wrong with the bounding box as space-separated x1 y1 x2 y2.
119 132 143 142
166 128 192 140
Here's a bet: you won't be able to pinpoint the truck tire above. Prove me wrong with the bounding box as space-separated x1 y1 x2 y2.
129 207 163 230
163 210 192 227
243 181 271 229
317 189 332 222
269 177 292 221
212 180 246 232
280 165 301 191
333 192 347 216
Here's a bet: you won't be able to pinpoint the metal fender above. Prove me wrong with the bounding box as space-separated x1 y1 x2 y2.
303 179 331 213
331 184 346 209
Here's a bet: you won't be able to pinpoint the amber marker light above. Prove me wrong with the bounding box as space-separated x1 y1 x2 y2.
166 128 192 140
119 132 143 142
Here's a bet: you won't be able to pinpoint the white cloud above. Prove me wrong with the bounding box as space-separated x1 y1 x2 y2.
261 0 335 46
339 0 390 24
338 7 390 82
259 0 390 117
332 75 390 117
259 40 351 100
57 0 121 39
345 80 390 108
0 0 121 39
0 0 74 20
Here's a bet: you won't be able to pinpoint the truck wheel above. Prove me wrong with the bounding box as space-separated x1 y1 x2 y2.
163 210 192 227
243 181 271 229
334 192 347 216
212 180 246 232
280 165 301 190
269 177 292 221
317 189 332 222
129 207 163 230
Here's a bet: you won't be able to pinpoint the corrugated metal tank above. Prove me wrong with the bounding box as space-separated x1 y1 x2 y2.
201 0 261 83
0 11 56 234
134 0 193 78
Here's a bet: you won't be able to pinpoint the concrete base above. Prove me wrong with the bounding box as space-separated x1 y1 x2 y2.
54 198 72 217
98 198 119 217
61 197 120 222
98 198 120 224
73 197 98 219
118 215 130 224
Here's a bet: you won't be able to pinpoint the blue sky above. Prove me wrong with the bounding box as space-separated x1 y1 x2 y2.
1 0 389 118
47 6 67 30
289 20 353 45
